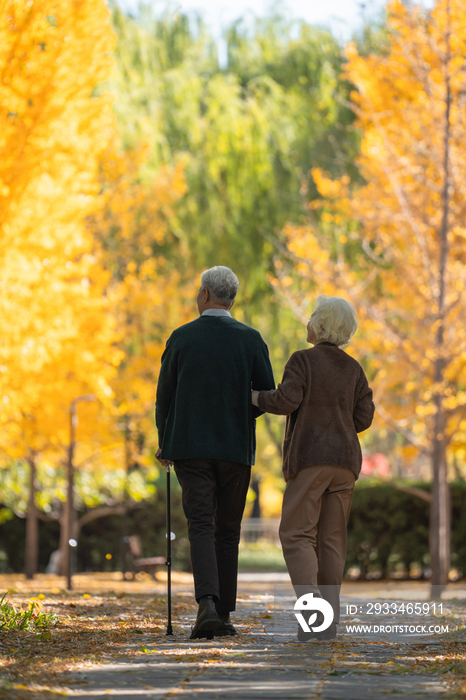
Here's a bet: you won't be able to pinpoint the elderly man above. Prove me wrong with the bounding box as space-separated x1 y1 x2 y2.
155 266 275 639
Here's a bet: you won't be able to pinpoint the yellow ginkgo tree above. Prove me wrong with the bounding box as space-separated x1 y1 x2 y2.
271 0 466 593
0 0 123 577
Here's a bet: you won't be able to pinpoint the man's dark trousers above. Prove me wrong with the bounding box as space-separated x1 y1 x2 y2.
174 458 251 614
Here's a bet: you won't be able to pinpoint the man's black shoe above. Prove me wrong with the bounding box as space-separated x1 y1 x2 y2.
189 596 221 640
216 613 237 637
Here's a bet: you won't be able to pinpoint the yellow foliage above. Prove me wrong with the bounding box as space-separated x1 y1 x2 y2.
273 0 466 467
0 0 120 460
88 145 193 462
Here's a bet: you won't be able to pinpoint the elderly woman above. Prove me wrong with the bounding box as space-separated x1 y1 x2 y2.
252 295 374 640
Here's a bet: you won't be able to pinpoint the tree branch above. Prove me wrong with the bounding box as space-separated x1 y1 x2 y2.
74 502 143 538
391 483 432 503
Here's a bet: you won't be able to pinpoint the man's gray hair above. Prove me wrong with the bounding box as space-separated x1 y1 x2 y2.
200 266 239 307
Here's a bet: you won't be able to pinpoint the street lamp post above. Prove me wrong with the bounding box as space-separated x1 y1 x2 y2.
119 415 131 576
66 394 97 590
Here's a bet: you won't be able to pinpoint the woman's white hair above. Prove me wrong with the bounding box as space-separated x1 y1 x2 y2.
309 294 358 347
200 266 239 307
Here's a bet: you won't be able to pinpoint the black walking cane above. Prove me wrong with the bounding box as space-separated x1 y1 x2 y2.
166 464 173 636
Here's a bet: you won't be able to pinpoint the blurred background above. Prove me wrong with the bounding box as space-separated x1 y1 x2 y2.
0 0 464 590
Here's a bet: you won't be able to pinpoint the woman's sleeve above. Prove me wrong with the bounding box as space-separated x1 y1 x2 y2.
256 352 307 415
353 369 375 433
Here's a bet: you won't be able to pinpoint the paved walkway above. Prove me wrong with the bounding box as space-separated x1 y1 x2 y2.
55 579 463 699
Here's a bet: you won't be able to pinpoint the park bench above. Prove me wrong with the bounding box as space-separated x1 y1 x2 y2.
127 535 165 580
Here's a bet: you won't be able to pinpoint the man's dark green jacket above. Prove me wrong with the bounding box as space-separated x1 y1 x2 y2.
155 315 275 465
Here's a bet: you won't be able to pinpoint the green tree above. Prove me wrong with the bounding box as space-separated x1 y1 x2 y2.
110 6 359 302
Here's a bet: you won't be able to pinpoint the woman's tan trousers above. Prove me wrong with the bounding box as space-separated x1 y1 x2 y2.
279 465 355 623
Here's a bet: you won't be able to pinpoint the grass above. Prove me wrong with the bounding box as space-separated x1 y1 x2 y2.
0 589 59 631
238 541 287 571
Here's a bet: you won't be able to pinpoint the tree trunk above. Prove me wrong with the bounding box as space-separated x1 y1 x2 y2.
251 478 261 519
430 424 450 596
24 455 38 579
430 10 452 598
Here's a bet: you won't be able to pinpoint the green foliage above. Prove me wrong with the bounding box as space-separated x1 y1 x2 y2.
351 9 389 57
0 460 65 514
226 15 360 181
0 458 158 523
347 480 466 578
0 506 13 525
347 480 430 577
109 5 360 300
238 542 287 571
0 590 59 631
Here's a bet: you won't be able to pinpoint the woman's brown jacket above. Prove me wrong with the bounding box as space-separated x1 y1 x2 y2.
257 342 375 481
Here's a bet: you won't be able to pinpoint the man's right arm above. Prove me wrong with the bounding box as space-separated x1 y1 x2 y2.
251 337 275 418
155 335 178 447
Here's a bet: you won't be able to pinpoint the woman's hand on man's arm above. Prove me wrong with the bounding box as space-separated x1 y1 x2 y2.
255 352 306 415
